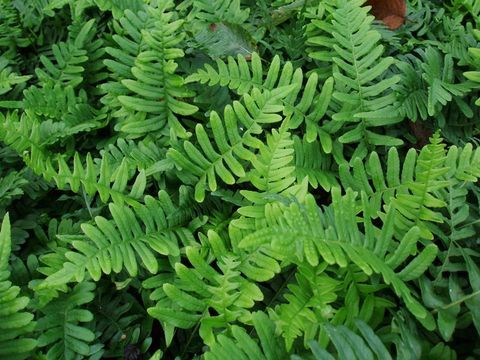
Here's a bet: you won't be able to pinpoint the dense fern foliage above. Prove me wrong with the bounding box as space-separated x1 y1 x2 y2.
1 0 480 358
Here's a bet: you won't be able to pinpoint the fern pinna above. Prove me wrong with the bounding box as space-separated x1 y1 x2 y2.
0 0 479 359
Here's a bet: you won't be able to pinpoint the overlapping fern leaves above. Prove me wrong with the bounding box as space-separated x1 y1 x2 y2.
0 0 480 359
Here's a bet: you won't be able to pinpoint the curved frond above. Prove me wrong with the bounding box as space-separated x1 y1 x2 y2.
186 52 334 130
0 111 146 206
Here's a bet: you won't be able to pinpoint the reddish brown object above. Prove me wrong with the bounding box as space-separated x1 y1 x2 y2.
209 23 217 32
366 0 407 30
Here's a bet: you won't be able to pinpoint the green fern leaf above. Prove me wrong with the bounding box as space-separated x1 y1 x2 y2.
39 192 195 288
148 246 263 345
37 282 96 359
104 2 198 139
168 86 293 202
0 214 37 360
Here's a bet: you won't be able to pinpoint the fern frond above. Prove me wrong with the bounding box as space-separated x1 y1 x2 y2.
304 1 337 79
148 246 263 345
268 263 340 350
293 135 338 191
22 83 107 145
0 111 146 206
93 0 146 19
39 191 196 288
244 120 295 193
324 0 403 158
394 55 429 122
100 137 173 176
167 86 292 202
464 30 480 106
0 57 31 96
36 282 96 359
207 229 281 283
104 2 198 139
293 320 392 360
0 214 37 360
94 289 150 357
0 2 30 52
191 0 250 25
240 190 436 331
0 170 29 209
420 47 473 116
204 311 288 360
340 133 480 239
35 19 96 88
186 52 334 130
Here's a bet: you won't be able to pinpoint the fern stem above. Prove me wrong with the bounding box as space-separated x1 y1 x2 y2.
431 289 480 314
180 309 208 358
247 266 297 337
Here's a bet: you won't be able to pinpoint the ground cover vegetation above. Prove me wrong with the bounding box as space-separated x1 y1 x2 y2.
0 0 480 358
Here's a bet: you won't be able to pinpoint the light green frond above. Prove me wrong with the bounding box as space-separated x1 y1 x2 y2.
339 133 480 239
204 311 288 360
186 52 334 129
168 86 293 202
244 120 295 193
268 264 340 350
293 135 338 191
239 191 436 331
0 111 145 206
329 0 402 156
148 246 263 345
